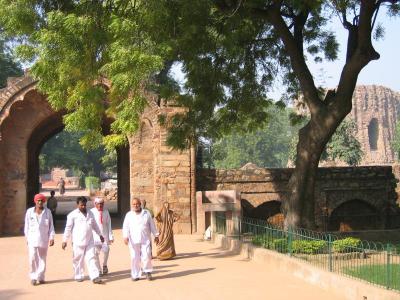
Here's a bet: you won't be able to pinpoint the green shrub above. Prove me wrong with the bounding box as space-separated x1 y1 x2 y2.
251 235 264 246
333 237 361 253
292 240 327 254
271 238 288 253
251 236 287 253
84 176 100 190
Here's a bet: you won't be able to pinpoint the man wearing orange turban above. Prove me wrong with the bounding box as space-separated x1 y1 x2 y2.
24 193 55 285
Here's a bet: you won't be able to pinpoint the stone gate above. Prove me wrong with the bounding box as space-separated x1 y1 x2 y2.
0 75 195 235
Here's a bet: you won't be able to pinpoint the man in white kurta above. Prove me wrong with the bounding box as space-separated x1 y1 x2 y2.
24 194 55 285
123 198 159 281
91 197 114 275
62 196 104 283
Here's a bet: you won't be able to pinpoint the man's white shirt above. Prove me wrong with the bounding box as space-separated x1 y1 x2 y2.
90 207 114 245
63 208 102 246
24 207 55 248
123 210 159 245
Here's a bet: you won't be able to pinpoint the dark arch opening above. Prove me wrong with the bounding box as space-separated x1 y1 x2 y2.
243 200 283 226
328 199 381 231
368 118 379 151
26 113 131 219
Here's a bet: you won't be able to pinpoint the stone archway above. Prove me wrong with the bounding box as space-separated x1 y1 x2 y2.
248 200 283 226
0 76 196 235
328 199 381 231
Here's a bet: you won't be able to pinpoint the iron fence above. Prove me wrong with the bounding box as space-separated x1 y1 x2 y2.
214 214 400 292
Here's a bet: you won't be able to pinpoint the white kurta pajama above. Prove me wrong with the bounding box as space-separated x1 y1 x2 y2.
63 209 103 280
123 210 159 279
24 207 55 282
90 207 113 271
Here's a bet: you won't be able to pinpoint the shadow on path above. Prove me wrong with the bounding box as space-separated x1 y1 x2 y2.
152 268 214 280
45 278 83 284
172 252 219 259
0 289 27 300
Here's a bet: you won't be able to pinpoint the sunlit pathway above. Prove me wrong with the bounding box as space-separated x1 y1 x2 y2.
0 230 343 300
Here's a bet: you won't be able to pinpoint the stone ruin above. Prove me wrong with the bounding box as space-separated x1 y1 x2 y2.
350 85 400 165
1 75 400 236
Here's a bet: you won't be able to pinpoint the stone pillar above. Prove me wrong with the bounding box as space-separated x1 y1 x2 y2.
129 101 195 233
196 191 205 232
117 145 130 219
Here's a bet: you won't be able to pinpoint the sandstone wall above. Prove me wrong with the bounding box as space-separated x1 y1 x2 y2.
197 164 398 230
350 85 400 165
128 98 195 234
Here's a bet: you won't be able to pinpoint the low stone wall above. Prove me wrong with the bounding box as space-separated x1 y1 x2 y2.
197 165 398 230
214 234 400 300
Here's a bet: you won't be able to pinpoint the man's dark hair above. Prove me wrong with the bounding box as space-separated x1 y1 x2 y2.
76 196 87 204
50 190 55 196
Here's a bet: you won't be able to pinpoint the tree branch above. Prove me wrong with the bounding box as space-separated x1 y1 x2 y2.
335 0 380 115
252 3 323 115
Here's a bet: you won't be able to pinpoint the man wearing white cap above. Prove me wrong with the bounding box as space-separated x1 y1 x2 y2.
24 193 55 285
91 197 114 275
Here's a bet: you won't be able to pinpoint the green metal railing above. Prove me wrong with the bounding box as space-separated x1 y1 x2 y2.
214 214 400 292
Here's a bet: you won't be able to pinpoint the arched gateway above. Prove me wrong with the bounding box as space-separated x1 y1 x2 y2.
0 75 196 235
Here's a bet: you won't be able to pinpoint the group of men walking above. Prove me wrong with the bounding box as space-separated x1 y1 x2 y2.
24 194 159 285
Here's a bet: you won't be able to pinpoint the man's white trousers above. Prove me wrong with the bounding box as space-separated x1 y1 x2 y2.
28 246 48 281
128 243 152 279
94 243 110 271
72 244 99 280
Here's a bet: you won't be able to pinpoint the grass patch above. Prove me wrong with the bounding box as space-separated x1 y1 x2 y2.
344 264 400 291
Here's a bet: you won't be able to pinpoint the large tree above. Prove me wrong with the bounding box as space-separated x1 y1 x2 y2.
0 35 22 88
0 1 398 229
40 131 116 176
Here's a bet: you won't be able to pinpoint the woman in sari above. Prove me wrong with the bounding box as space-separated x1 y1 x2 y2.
155 202 179 260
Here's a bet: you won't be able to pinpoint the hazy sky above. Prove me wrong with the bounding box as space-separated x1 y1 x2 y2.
309 11 400 93
171 10 400 100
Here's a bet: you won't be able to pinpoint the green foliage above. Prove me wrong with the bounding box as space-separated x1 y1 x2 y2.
392 121 400 161
332 237 361 253
84 176 100 190
326 119 363 166
289 118 363 166
0 0 165 150
344 264 400 291
0 37 23 88
211 105 300 169
251 235 288 253
292 239 327 254
40 131 116 176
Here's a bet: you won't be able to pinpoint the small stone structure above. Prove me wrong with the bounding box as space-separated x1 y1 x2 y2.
196 190 241 235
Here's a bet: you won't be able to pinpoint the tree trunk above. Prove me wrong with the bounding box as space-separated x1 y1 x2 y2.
284 113 344 229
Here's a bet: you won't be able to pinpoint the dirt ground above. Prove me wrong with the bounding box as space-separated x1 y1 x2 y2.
0 230 344 300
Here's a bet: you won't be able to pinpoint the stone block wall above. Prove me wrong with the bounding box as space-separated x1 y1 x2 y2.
197 164 398 230
129 99 195 234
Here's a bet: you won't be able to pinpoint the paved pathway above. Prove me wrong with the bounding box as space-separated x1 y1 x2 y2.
0 230 343 300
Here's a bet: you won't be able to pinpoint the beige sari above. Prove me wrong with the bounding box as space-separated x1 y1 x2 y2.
155 203 179 260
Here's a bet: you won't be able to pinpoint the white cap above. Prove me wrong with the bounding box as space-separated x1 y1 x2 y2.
94 197 104 204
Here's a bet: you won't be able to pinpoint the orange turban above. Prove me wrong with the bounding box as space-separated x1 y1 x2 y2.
34 193 47 203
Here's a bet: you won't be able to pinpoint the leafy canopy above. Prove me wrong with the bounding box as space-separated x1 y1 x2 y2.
0 1 398 152
0 0 344 149
211 106 298 169
0 35 23 88
0 0 165 150
289 118 363 166
39 130 117 175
